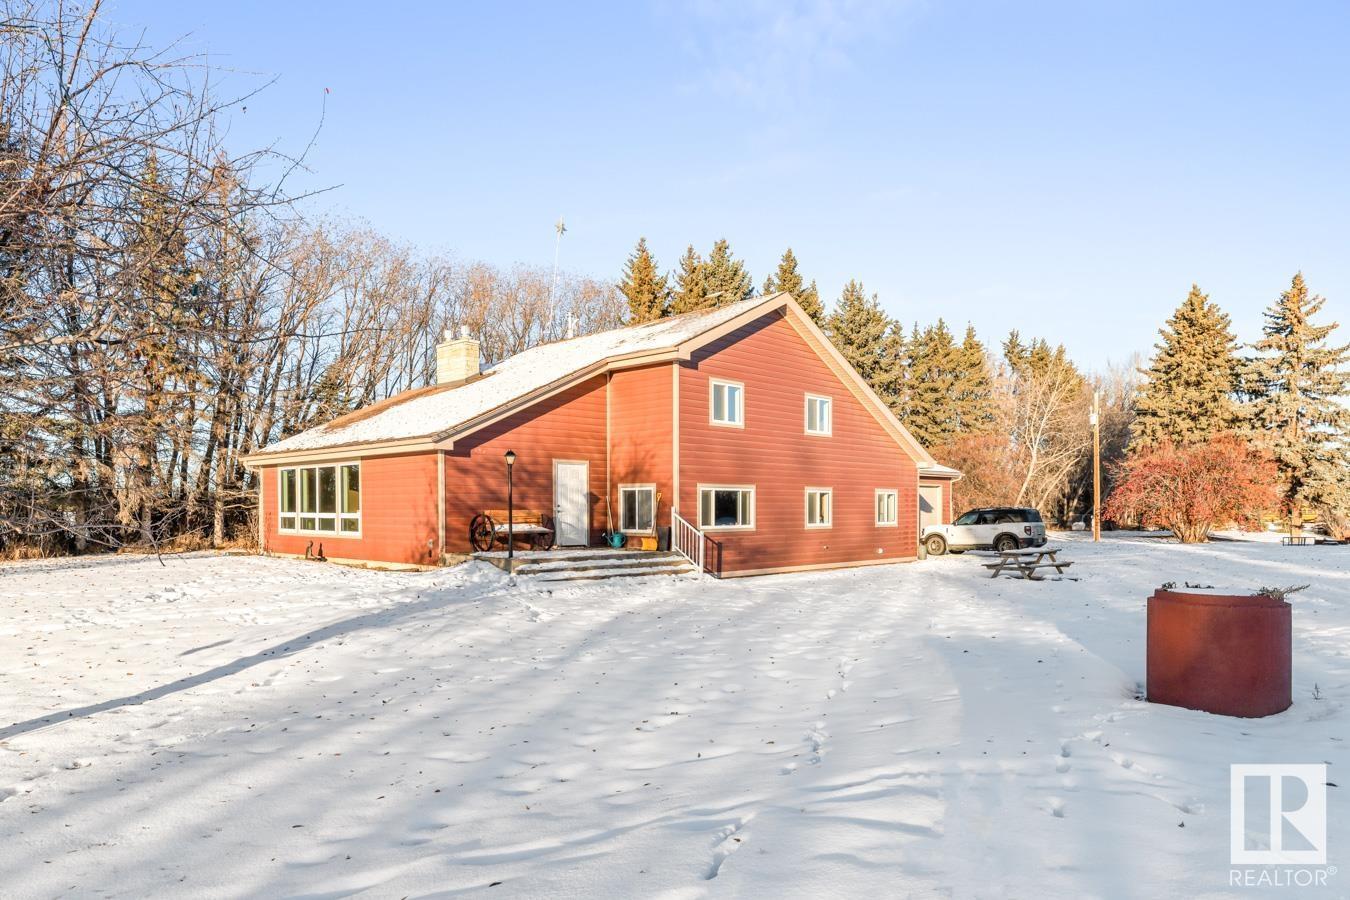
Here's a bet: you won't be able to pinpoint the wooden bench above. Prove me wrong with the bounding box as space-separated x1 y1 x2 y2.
470 509 554 552
483 509 550 533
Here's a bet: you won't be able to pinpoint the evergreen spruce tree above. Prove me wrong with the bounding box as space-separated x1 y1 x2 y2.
902 322 996 444
762 248 824 323
881 321 908 417
826 280 903 409
701 238 753 309
1130 284 1241 448
903 320 961 445
1246 273 1350 529
954 324 996 432
618 237 669 323
670 245 708 315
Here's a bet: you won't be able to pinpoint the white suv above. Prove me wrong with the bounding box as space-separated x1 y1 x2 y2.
923 507 1047 556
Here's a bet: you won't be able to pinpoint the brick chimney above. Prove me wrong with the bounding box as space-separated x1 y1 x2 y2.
436 326 480 384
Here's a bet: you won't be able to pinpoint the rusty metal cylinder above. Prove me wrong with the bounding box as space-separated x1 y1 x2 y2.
1146 589 1292 718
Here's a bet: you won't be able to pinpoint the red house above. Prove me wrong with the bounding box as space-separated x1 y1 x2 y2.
241 293 960 577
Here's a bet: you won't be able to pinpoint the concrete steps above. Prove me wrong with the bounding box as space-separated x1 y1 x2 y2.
531 562 698 583
480 549 700 581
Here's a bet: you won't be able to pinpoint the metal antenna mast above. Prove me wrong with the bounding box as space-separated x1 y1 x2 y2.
549 216 567 307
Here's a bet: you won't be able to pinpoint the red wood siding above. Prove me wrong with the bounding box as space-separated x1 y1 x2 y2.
607 363 675 531
261 452 439 566
678 310 920 575
443 375 608 552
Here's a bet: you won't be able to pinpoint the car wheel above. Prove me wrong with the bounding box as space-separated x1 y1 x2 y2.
994 534 1019 553
925 534 948 556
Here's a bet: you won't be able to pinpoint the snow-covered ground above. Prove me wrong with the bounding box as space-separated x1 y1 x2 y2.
1 535 1345 898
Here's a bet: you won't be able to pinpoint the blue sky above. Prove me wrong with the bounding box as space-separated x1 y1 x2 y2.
110 0 1349 370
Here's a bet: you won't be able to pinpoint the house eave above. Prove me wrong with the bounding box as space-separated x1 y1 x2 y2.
243 292 943 469
239 437 440 468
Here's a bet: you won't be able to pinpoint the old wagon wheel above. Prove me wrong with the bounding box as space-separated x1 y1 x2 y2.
469 514 497 553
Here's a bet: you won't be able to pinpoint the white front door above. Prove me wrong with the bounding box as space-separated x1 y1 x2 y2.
553 461 590 546
919 484 944 529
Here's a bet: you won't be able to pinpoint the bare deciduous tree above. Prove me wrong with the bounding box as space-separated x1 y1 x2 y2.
0 1 624 558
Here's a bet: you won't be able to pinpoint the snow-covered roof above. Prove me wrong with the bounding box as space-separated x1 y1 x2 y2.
259 296 771 455
919 462 963 479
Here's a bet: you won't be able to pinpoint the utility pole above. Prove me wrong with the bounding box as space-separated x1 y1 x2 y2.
1090 389 1101 541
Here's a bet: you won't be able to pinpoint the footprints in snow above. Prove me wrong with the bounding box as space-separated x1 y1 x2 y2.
781 721 830 775
705 814 754 880
1051 716 1180 822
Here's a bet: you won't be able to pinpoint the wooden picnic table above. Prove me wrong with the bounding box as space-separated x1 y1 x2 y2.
980 546 1074 580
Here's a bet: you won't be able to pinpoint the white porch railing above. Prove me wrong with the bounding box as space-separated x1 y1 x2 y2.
671 508 706 574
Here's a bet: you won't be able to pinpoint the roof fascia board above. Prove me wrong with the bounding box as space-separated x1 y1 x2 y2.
672 293 788 360
677 295 937 466
434 350 688 448
433 363 610 448
240 438 438 468
778 307 934 465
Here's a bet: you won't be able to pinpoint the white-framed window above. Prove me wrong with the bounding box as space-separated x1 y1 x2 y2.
805 487 832 528
805 394 832 436
698 485 755 530
875 489 898 526
619 484 656 534
709 378 744 427
278 462 361 536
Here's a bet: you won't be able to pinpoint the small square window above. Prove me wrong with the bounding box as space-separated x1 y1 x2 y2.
806 488 832 528
620 485 655 533
875 489 898 526
710 379 744 427
805 395 831 435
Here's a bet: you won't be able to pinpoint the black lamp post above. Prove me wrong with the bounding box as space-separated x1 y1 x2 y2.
504 449 517 562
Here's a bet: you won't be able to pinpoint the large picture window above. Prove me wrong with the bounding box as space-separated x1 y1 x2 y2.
698 485 755 530
278 462 361 535
620 485 655 534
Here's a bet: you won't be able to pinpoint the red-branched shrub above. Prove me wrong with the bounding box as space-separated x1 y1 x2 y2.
1103 434 1276 543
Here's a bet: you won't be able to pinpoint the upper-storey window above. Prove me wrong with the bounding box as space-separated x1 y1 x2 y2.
710 378 744 427
805 394 832 435
279 462 360 535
